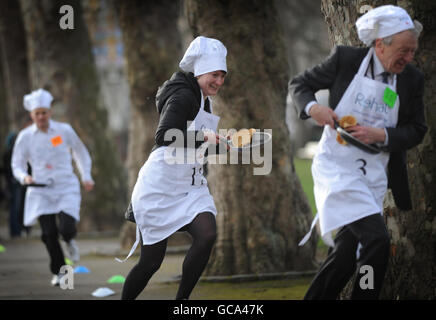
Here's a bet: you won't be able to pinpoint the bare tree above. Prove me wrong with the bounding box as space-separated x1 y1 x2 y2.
114 0 182 193
0 0 30 131
320 0 436 299
0 60 8 143
114 0 183 248
19 0 127 230
186 0 318 275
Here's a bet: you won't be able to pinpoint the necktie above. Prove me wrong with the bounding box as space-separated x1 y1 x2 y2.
381 71 390 84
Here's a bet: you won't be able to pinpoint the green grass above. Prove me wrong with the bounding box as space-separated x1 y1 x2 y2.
293 157 328 253
293 157 316 215
190 277 313 300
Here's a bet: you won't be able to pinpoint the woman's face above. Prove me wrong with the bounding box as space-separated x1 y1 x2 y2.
196 70 226 97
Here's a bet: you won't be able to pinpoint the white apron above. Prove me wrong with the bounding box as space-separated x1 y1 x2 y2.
300 48 399 247
117 93 219 262
24 180 80 226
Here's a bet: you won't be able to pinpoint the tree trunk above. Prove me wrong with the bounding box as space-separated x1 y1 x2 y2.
0 0 30 131
115 0 182 193
186 0 318 275
20 0 127 231
0 58 8 144
114 0 183 249
0 1 30 215
321 0 436 299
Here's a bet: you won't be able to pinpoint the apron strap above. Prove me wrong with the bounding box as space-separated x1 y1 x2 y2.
298 213 335 247
200 90 205 110
365 55 375 80
115 225 140 263
357 47 374 76
298 214 319 246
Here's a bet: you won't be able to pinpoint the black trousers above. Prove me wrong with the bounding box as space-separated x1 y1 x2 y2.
304 213 390 300
38 212 77 274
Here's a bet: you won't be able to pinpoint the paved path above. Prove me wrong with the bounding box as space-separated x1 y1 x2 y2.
0 232 313 300
0 236 186 300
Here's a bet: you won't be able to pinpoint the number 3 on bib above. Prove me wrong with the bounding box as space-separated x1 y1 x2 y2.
355 159 367 175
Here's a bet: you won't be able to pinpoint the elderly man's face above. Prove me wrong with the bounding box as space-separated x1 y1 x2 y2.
375 30 418 74
30 107 51 131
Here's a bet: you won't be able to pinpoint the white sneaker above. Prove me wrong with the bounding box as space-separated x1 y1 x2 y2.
67 239 80 263
51 274 60 286
51 273 68 287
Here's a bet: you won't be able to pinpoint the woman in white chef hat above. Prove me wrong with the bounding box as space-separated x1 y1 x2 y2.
11 88 94 286
120 36 228 300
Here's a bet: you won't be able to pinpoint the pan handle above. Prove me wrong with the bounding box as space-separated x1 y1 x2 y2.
26 178 54 187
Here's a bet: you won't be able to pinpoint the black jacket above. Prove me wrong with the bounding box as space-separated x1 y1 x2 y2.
289 45 428 210
153 71 210 152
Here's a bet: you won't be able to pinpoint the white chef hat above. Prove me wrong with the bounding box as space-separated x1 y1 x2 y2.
356 5 415 46
23 88 53 112
179 36 227 76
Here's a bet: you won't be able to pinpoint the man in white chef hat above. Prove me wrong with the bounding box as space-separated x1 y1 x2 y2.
290 5 427 299
11 88 94 286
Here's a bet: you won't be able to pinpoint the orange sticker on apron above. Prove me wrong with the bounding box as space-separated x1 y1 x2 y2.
51 135 63 147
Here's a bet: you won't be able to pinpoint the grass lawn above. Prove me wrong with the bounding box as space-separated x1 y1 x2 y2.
293 157 329 255
293 157 316 215
191 277 313 300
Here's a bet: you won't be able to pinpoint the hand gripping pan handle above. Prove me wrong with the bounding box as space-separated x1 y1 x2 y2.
219 132 272 152
333 120 382 155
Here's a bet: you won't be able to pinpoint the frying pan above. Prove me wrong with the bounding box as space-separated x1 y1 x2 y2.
334 120 381 154
220 131 272 152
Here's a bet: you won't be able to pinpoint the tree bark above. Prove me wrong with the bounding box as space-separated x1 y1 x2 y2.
0 0 30 131
20 0 127 231
0 58 8 144
186 0 318 275
114 0 182 193
114 0 183 249
321 0 436 299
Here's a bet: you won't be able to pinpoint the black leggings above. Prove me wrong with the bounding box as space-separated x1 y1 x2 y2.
121 212 217 300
